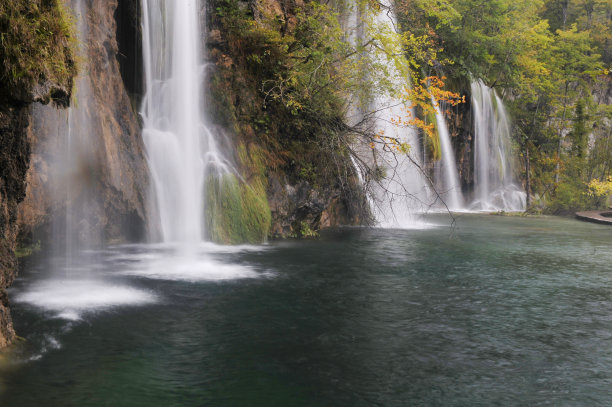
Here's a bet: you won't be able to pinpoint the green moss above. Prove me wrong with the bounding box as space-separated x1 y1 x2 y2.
0 0 77 103
205 173 271 244
424 109 441 161
15 241 41 258
205 143 272 244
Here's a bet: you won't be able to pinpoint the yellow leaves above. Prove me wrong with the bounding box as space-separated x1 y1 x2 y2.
588 177 612 197
396 75 464 140
364 75 465 159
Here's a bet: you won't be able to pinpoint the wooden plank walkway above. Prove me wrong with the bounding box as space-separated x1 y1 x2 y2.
575 211 612 225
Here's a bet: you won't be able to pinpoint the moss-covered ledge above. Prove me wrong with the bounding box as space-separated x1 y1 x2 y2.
0 0 77 105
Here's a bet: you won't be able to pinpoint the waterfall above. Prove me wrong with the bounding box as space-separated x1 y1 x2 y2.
27 0 104 263
470 80 526 211
348 0 432 228
432 99 464 210
141 0 230 244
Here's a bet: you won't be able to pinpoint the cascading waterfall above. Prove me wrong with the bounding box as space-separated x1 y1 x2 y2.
141 0 231 245
348 0 432 228
432 100 464 210
471 80 526 211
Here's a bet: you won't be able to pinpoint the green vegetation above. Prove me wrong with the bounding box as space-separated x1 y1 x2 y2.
15 241 41 258
209 0 463 235
205 144 271 244
0 0 77 104
211 0 610 219
395 0 611 213
292 221 319 239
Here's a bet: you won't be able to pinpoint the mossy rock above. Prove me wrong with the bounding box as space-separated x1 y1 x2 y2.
424 109 441 161
0 0 77 104
205 172 271 244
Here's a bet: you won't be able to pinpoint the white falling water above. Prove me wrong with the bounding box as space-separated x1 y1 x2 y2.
432 99 464 210
141 0 231 244
135 0 262 282
348 0 432 228
471 80 526 211
141 0 202 244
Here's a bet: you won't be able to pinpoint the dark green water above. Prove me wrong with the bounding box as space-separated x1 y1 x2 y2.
1 215 612 406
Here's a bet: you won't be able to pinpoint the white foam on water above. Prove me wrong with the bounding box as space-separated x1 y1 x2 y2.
13 280 157 320
119 254 260 282
109 241 267 253
105 242 268 282
198 242 269 254
374 218 438 230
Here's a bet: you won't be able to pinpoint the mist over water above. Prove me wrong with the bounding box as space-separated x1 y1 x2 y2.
14 280 157 321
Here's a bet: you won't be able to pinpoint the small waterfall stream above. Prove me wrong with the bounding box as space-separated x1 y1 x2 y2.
432 100 464 210
471 80 526 211
48 0 102 263
348 0 432 228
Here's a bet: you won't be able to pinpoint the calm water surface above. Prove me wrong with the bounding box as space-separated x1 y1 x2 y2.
1 215 612 406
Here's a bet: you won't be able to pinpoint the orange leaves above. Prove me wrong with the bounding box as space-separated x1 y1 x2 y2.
366 75 464 155
400 75 465 139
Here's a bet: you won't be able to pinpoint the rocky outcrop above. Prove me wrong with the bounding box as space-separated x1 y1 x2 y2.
18 0 149 248
267 175 364 238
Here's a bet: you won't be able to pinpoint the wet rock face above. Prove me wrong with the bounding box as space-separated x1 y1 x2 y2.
114 0 144 106
267 175 363 238
0 104 32 348
18 0 149 248
446 97 474 191
0 287 13 348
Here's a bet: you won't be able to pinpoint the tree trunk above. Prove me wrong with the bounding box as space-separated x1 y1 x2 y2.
562 0 569 29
